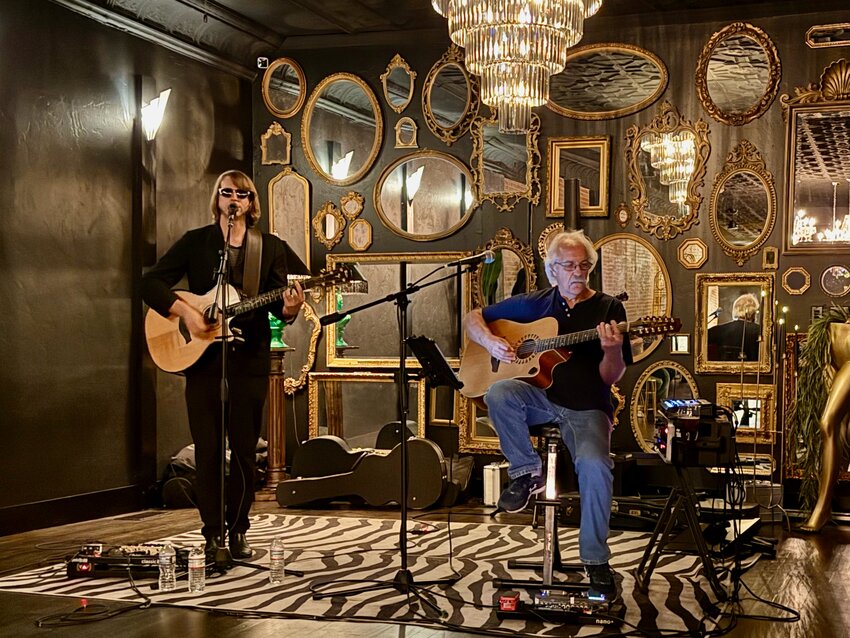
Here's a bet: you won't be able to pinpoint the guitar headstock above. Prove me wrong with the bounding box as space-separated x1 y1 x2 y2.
631 316 682 336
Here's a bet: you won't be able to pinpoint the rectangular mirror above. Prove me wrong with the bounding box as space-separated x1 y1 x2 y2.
695 273 773 374
546 136 610 218
715 382 775 444
326 253 471 368
429 385 460 427
308 371 425 447
458 396 502 453
785 103 850 254
669 333 690 354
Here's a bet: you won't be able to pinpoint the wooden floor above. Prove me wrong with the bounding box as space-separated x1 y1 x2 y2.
1 501 849 638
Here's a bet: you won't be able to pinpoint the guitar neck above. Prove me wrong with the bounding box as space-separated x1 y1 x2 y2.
536 320 629 353
226 276 321 318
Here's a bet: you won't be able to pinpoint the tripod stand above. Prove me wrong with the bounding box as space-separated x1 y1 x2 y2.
310 261 466 614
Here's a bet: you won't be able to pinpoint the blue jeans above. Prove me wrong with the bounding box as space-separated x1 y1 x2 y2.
484 379 614 565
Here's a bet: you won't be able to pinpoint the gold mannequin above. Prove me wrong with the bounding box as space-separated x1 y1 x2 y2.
800 321 850 532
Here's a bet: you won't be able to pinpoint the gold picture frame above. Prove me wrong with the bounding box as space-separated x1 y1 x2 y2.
678 238 708 270
546 136 610 218
260 122 291 166
312 201 345 250
782 266 811 295
695 272 774 374
307 371 426 445
715 382 776 443
325 252 472 369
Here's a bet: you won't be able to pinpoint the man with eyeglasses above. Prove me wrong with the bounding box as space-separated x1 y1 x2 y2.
142 170 307 562
463 230 631 597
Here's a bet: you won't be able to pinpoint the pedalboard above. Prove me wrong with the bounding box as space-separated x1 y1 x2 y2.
496 589 625 626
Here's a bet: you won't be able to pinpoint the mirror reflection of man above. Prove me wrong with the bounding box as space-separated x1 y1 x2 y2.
707 293 760 362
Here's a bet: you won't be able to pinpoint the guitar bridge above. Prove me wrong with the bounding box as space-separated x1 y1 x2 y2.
490 357 500 373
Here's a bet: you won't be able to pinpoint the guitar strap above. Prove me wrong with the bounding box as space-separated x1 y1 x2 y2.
243 226 262 298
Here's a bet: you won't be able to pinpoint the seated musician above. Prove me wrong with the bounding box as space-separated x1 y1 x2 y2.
462 230 632 596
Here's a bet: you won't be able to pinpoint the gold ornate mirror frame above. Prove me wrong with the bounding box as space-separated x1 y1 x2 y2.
347 218 373 252
708 140 777 266
394 117 419 149
695 22 781 126
546 136 610 218
471 111 541 212
282 301 322 394
715 382 776 444
261 57 306 119
312 201 345 250
781 266 811 295
470 227 537 308
422 45 480 146
380 53 416 114
268 166 311 270
630 360 699 454
260 122 291 166
340 191 364 220
624 101 711 240
695 272 774 374
301 72 384 186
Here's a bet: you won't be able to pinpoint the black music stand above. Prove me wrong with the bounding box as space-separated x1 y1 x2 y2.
310 263 468 615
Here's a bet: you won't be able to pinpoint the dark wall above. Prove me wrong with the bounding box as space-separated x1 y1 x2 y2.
0 0 251 534
253 4 850 461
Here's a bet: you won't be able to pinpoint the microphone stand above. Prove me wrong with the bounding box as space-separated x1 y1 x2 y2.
310 260 476 614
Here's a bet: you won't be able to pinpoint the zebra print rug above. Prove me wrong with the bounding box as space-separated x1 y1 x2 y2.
0 513 726 635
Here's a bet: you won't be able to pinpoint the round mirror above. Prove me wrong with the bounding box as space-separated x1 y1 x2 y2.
471 227 536 308
821 265 850 297
594 233 671 362
374 150 477 241
548 43 668 120
630 361 699 453
422 46 479 145
709 141 776 266
261 57 306 119
301 73 383 186
696 22 780 126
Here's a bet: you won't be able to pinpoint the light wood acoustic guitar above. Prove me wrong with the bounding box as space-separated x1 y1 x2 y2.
457 316 681 400
144 266 352 373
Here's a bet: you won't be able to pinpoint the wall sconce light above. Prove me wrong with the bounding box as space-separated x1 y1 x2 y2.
405 165 425 203
330 149 354 180
141 88 171 141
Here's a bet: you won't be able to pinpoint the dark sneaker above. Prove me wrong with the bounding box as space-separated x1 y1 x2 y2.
497 474 545 513
586 563 616 599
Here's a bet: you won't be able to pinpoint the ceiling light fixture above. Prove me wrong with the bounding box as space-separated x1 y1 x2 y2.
432 0 602 134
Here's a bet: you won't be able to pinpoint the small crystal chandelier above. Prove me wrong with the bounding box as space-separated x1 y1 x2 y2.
640 131 696 205
432 0 602 133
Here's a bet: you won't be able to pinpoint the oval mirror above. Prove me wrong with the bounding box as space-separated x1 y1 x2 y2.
821 265 850 297
709 140 776 266
374 150 477 241
630 361 699 453
548 43 668 120
696 22 780 126
381 54 416 113
261 57 306 119
301 72 383 186
594 233 671 362
625 101 711 240
422 45 479 146
471 227 537 308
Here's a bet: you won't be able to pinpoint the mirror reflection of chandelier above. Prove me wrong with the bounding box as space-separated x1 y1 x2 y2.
792 180 850 245
640 131 696 204
432 0 602 133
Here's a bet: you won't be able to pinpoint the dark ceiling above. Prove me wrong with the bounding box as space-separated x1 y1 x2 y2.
53 0 845 78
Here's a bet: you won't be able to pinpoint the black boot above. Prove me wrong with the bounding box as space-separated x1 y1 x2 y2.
229 532 253 559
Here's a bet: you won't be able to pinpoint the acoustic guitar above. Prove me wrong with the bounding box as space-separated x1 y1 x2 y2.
145 266 352 373
276 437 447 510
457 315 681 400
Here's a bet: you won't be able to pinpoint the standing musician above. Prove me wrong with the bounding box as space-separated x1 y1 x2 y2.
142 170 305 560
462 230 631 595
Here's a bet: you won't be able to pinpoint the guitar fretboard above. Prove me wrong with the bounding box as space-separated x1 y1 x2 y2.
225 274 337 318
531 321 630 353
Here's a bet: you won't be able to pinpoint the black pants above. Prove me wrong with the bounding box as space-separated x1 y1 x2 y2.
185 369 267 540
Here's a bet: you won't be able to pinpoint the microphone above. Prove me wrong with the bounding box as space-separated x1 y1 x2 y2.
228 203 239 218
708 307 722 319
445 250 497 268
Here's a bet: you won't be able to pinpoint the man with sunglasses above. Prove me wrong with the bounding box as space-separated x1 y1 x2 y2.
142 170 307 562
462 230 631 597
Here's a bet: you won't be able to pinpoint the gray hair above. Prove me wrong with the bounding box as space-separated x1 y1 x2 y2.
733 293 759 321
543 230 598 286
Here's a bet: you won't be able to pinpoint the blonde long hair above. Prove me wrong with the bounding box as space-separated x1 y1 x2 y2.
208 170 261 227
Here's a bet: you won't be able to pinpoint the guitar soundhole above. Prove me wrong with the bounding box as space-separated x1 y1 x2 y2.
515 337 537 362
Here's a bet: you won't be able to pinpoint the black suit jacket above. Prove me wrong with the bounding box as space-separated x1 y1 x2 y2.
707 319 760 362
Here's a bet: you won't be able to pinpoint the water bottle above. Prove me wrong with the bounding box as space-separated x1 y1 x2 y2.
158 543 177 592
269 535 285 584
187 544 206 593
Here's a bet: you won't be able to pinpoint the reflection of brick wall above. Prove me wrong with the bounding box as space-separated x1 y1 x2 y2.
600 245 661 319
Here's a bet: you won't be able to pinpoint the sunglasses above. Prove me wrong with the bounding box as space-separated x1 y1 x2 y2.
218 187 254 200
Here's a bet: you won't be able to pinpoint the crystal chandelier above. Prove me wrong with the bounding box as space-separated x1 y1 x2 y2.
792 180 850 245
432 0 602 133
640 131 696 205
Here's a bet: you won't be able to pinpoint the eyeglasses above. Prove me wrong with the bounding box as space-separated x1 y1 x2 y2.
552 260 592 273
218 187 254 200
